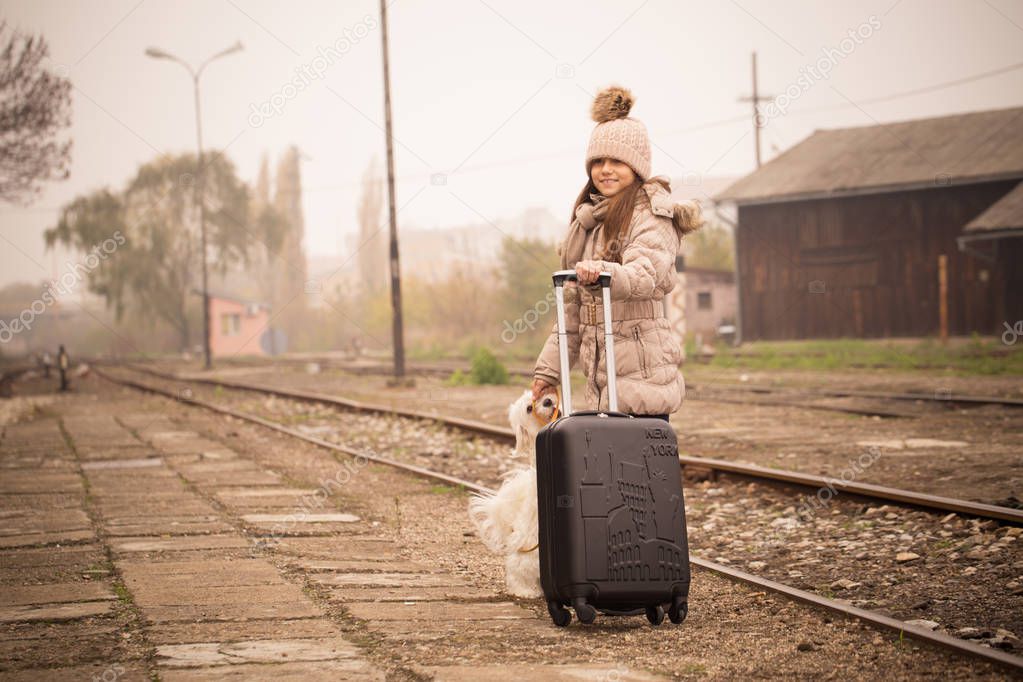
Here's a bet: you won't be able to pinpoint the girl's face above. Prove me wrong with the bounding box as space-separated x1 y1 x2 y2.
590 157 635 197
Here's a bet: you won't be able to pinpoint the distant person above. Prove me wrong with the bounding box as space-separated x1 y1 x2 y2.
57 345 69 392
531 86 703 422
41 351 52 378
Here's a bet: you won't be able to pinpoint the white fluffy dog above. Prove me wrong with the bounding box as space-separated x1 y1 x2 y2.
468 389 559 598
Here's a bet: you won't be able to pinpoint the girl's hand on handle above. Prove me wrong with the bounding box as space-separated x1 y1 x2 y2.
574 260 602 286
532 377 557 401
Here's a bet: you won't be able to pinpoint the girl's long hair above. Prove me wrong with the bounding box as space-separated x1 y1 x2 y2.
571 167 672 263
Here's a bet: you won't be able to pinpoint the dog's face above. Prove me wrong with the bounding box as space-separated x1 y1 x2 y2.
508 390 560 457
528 393 559 425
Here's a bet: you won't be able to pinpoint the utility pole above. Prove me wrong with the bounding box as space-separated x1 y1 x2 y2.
738 51 772 169
379 0 407 383
731 51 774 348
146 42 244 370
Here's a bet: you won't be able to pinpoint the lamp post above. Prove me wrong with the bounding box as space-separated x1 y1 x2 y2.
145 42 243 370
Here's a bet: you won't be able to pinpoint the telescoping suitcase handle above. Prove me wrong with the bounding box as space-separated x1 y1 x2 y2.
552 269 619 416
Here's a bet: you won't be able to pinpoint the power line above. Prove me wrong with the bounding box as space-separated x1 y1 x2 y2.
768 60 1023 117
6 60 1022 212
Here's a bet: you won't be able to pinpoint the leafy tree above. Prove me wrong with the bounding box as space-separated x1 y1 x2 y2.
273 145 308 343
45 152 274 350
497 235 561 353
499 235 559 308
356 156 386 295
685 219 734 271
0 21 72 203
248 152 288 313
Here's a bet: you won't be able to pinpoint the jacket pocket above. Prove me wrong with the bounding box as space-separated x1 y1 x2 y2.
632 326 650 379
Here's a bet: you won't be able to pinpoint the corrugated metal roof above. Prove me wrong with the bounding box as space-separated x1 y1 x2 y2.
964 180 1023 233
716 107 1023 204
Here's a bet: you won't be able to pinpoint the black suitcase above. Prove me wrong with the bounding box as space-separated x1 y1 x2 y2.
535 270 690 627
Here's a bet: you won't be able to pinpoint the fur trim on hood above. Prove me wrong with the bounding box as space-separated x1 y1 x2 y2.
642 176 705 236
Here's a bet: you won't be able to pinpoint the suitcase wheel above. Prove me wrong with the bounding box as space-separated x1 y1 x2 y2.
572 597 596 625
645 605 665 626
668 596 688 624
547 600 571 627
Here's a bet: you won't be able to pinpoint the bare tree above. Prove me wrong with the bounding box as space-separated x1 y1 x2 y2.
356 156 386 295
0 21 71 204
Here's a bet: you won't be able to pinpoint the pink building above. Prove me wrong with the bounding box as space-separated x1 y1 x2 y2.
208 294 271 357
684 267 737 342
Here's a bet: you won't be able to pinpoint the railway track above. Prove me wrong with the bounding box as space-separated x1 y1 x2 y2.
136 355 1023 417
91 363 1023 673
113 362 1023 525
687 381 1023 410
207 355 1023 408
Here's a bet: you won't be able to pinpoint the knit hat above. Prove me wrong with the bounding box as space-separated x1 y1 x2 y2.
585 85 651 180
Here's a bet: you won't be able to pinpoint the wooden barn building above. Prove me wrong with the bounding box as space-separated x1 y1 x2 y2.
715 107 1023 340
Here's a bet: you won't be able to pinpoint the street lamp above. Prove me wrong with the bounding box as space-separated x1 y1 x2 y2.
145 41 243 370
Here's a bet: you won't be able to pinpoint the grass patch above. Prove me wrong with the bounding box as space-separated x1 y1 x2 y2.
428 484 460 495
446 347 510 386
112 582 133 605
702 336 1021 375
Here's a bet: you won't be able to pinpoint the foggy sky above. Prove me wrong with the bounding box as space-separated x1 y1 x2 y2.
2 0 1022 289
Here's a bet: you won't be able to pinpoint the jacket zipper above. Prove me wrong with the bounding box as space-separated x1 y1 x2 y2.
633 326 650 378
593 314 601 410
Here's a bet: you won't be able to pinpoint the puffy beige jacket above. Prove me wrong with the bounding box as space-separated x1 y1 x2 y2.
533 178 698 415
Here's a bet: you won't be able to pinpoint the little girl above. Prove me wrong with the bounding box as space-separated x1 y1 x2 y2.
531 85 703 421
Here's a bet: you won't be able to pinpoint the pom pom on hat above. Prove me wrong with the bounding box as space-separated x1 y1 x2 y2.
585 85 651 179
590 85 635 123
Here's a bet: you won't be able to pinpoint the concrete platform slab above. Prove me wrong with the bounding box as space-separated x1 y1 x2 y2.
131 584 307 607
103 522 234 537
176 461 265 474
0 510 91 534
155 637 361 667
104 515 221 527
0 545 103 569
158 661 382 681
119 558 280 579
111 536 250 553
325 585 500 602
147 619 339 645
0 530 96 548
1 582 114 606
81 458 164 470
216 488 318 498
312 572 468 588
0 601 113 622
241 513 360 524
0 664 150 681
290 559 431 572
417 664 665 681
141 601 322 623
273 537 398 560
191 472 282 486
344 601 530 621
0 474 81 494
